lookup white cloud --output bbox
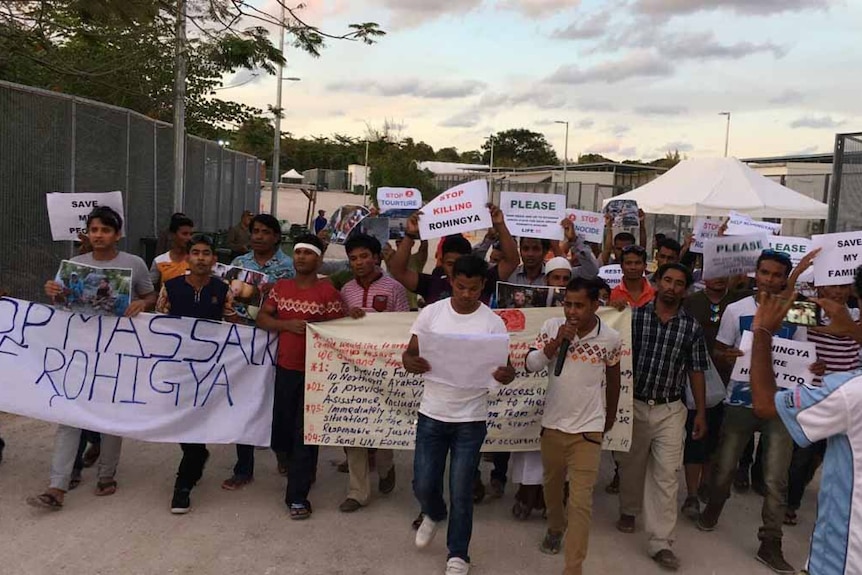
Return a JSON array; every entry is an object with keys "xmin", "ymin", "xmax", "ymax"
[
  {"xmin": 327, "ymin": 79, "xmax": 486, "ymax": 99},
  {"xmin": 661, "ymin": 141, "xmax": 694, "ymax": 152},
  {"xmin": 498, "ymin": 0, "xmax": 581, "ymax": 18},
  {"xmin": 372, "ymin": 0, "xmax": 483, "ymax": 27},
  {"xmin": 575, "ymin": 118, "xmax": 595, "ymax": 129},
  {"xmin": 584, "ymin": 141, "xmax": 623, "ymax": 154},
  {"xmin": 551, "ymin": 11, "xmax": 610, "ymax": 39},
  {"xmin": 440, "ymin": 108, "xmax": 482, "ymax": 128},
  {"xmin": 577, "ymin": 99, "xmax": 617, "ymax": 112},
  {"xmin": 634, "ymin": 104, "xmax": 688, "ymax": 116},
  {"xmin": 789, "ymin": 116, "xmax": 845, "ymax": 129},
  {"xmin": 610, "ymin": 124, "xmax": 630, "ymax": 136},
  {"xmin": 770, "ymin": 89, "xmax": 805, "ymax": 105},
  {"xmin": 547, "ymin": 52, "xmax": 673, "ymax": 84},
  {"xmin": 634, "ymin": 0, "xmax": 833, "ymax": 17},
  {"xmin": 656, "ymin": 32, "xmax": 787, "ymax": 60}
]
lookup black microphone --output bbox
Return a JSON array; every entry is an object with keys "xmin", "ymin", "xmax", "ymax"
[{"xmin": 554, "ymin": 339, "xmax": 571, "ymax": 377}]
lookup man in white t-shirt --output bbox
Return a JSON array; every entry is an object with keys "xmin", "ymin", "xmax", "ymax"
[
  {"xmin": 699, "ymin": 250, "xmax": 822, "ymax": 573},
  {"xmin": 748, "ymin": 272, "xmax": 862, "ymax": 575},
  {"xmin": 402, "ymin": 255, "xmax": 516, "ymax": 575},
  {"xmin": 526, "ymin": 277, "xmax": 621, "ymax": 575}
]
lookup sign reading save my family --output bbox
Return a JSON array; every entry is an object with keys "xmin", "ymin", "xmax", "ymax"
[
  {"xmin": 0, "ymin": 297, "xmax": 277, "ymax": 445},
  {"xmin": 565, "ymin": 209, "xmax": 605, "ymax": 243},
  {"xmin": 811, "ymin": 231, "xmax": 862, "ymax": 287},
  {"xmin": 377, "ymin": 187, "xmax": 422, "ymax": 211},
  {"xmin": 46, "ymin": 191, "xmax": 125, "ymax": 241},
  {"xmin": 500, "ymin": 192, "xmax": 566, "ymax": 241},
  {"xmin": 418, "ymin": 180, "xmax": 491, "ymax": 240},
  {"xmin": 702, "ymin": 233, "xmax": 769, "ymax": 280}
]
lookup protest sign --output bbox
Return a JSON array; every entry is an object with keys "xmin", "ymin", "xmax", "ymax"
[
  {"xmin": 731, "ymin": 331, "xmax": 817, "ymax": 389},
  {"xmin": 418, "ymin": 180, "xmax": 491, "ymax": 240},
  {"xmin": 769, "ymin": 235, "xmax": 814, "ymax": 283},
  {"xmin": 604, "ymin": 199, "xmax": 639, "ymax": 228},
  {"xmin": 565, "ymin": 209, "xmax": 605, "ymax": 244},
  {"xmin": 377, "ymin": 187, "xmax": 422, "ymax": 211},
  {"xmin": 500, "ymin": 192, "xmax": 566, "ymax": 240},
  {"xmin": 304, "ymin": 308, "xmax": 634, "ymax": 452},
  {"xmin": 598, "ymin": 264, "xmax": 624, "ymax": 289},
  {"xmin": 212, "ymin": 263, "xmax": 268, "ymax": 321},
  {"xmin": 356, "ymin": 217, "xmax": 391, "ymax": 247},
  {"xmin": 496, "ymin": 282, "xmax": 564, "ymax": 309},
  {"xmin": 326, "ymin": 205, "xmax": 370, "ymax": 244},
  {"xmin": 702, "ymin": 233, "xmax": 769, "ymax": 280},
  {"xmin": 46, "ymin": 191, "xmax": 125, "ymax": 241},
  {"xmin": 0, "ymin": 298, "xmax": 276, "ymax": 444},
  {"xmin": 691, "ymin": 218, "xmax": 723, "ymax": 254},
  {"xmin": 725, "ymin": 211, "xmax": 782, "ymax": 237},
  {"xmin": 811, "ymin": 231, "xmax": 862, "ymax": 287},
  {"xmin": 55, "ymin": 260, "xmax": 132, "ymax": 317}
]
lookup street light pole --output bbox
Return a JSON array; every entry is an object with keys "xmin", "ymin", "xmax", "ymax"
[
  {"xmin": 363, "ymin": 138, "xmax": 370, "ymax": 206},
  {"xmin": 719, "ymin": 112, "xmax": 731, "ymax": 157},
  {"xmin": 270, "ymin": 4, "xmax": 286, "ymax": 219},
  {"xmin": 555, "ymin": 120, "xmax": 569, "ymax": 194},
  {"xmin": 172, "ymin": 0, "xmax": 187, "ymax": 213}
]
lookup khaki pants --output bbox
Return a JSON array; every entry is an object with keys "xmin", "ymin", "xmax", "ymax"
[
  {"xmin": 346, "ymin": 447, "xmax": 394, "ymax": 505},
  {"xmin": 617, "ymin": 400, "xmax": 687, "ymax": 556},
  {"xmin": 541, "ymin": 428, "xmax": 603, "ymax": 575}
]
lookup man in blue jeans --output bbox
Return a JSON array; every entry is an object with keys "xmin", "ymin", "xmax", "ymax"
[{"xmin": 402, "ymin": 255, "xmax": 515, "ymax": 575}]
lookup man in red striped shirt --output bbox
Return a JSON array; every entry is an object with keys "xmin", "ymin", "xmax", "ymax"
[
  {"xmin": 338, "ymin": 233, "xmax": 410, "ymax": 513},
  {"xmin": 785, "ymin": 281, "xmax": 861, "ymax": 525}
]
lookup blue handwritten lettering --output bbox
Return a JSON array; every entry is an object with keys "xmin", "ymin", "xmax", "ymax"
[
  {"xmin": 201, "ymin": 364, "xmax": 233, "ymax": 407},
  {"xmin": 216, "ymin": 323, "xmax": 250, "ymax": 365},
  {"xmin": 188, "ymin": 319, "xmax": 221, "ymax": 363},
  {"xmin": 189, "ymin": 362, "xmax": 217, "ymax": 406},
  {"xmin": 20, "ymin": 301, "xmax": 55, "ymax": 347},
  {"xmin": 102, "ymin": 316, "xmax": 145, "ymax": 358},
  {"xmin": 147, "ymin": 315, "xmax": 183, "ymax": 359},
  {"xmin": 35, "ymin": 347, "xmax": 65, "ymax": 406},
  {"xmin": 149, "ymin": 359, "xmax": 184, "ymax": 406},
  {"xmin": 64, "ymin": 313, "xmax": 101, "ymax": 350},
  {"xmin": 118, "ymin": 355, "xmax": 147, "ymax": 405},
  {"xmin": 62, "ymin": 349, "xmax": 90, "ymax": 400},
  {"xmin": 89, "ymin": 352, "xmax": 121, "ymax": 402}
]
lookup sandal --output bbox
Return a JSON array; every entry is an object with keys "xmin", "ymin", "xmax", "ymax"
[
  {"xmin": 26, "ymin": 492, "xmax": 64, "ymax": 510},
  {"xmin": 69, "ymin": 470, "xmax": 82, "ymax": 491},
  {"xmin": 289, "ymin": 502, "xmax": 312, "ymax": 520},
  {"xmin": 221, "ymin": 475, "xmax": 254, "ymax": 491},
  {"xmin": 512, "ymin": 500, "xmax": 532, "ymax": 521},
  {"xmin": 95, "ymin": 480, "xmax": 117, "ymax": 496},
  {"xmin": 784, "ymin": 510, "xmax": 798, "ymax": 526}
]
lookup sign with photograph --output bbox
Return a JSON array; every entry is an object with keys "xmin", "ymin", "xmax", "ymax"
[{"xmin": 54, "ymin": 260, "xmax": 132, "ymax": 316}]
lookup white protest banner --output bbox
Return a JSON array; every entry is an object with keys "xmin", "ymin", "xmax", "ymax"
[
  {"xmin": 730, "ymin": 331, "xmax": 817, "ymax": 388},
  {"xmin": 565, "ymin": 209, "xmax": 605, "ymax": 243},
  {"xmin": 725, "ymin": 211, "xmax": 782, "ymax": 237},
  {"xmin": 420, "ymin": 332, "xmax": 510, "ymax": 390},
  {"xmin": 598, "ymin": 264, "xmax": 623, "ymax": 289},
  {"xmin": 46, "ymin": 191, "xmax": 125, "ymax": 241},
  {"xmin": 304, "ymin": 308, "xmax": 635, "ymax": 452},
  {"xmin": 0, "ymin": 298, "xmax": 276, "ymax": 445},
  {"xmin": 691, "ymin": 218, "xmax": 723, "ymax": 254},
  {"xmin": 377, "ymin": 187, "xmax": 422, "ymax": 211},
  {"xmin": 500, "ymin": 192, "xmax": 566, "ymax": 241},
  {"xmin": 418, "ymin": 180, "xmax": 491, "ymax": 240},
  {"xmin": 811, "ymin": 231, "xmax": 862, "ymax": 287},
  {"xmin": 702, "ymin": 233, "xmax": 769, "ymax": 280},
  {"xmin": 769, "ymin": 235, "xmax": 813, "ymax": 283}
]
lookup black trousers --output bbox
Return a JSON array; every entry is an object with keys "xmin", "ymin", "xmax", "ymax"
[
  {"xmin": 271, "ymin": 367, "xmax": 318, "ymax": 506},
  {"xmin": 175, "ymin": 444, "xmax": 210, "ymax": 490}
]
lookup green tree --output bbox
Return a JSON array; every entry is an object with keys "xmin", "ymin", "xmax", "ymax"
[
  {"xmin": 369, "ymin": 145, "xmax": 436, "ymax": 204},
  {"xmin": 577, "ymin": 153, "xmax": 614, "ymax": 164},
  {"xmin": 459, "ymin": 150, "xmax": 483, "ymax": 164},
  {"xmin": 482, "ymin": 128, "xmax": 559, "ymax": 168},
  {"xmin": 435, "ymin": 147, "xmax": 460, "ymax": 162}
]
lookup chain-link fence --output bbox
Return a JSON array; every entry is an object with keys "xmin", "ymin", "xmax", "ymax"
[
  {"xmin": 829, "ymin": 133, "xmax": 862, "ymax": 233},
  {"xmin": 0, "ymin": 80, "xmax": 262, "ymax": 301}
]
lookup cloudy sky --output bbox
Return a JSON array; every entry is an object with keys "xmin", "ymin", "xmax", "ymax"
[{"xmin": 225, "ymin": 0, "xmax": 861, "ymax": 162}]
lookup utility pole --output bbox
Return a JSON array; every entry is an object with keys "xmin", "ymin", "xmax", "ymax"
[
  {"xmin": 270, "ymin": 3, "xmax": 286, "ymax": 219},
  {"xmin": 172, "ymin": 0, "xmax": 187, "ymax": 213},
  {"xmin": 719, "ymin": 112, "xmax": 731, "ymax": 157},
  {"xmin": 363, "ymin": 138, "xmax": 370, "ymax": 206},
  {"xmin": 555, "ymin": 120, "xmax": 569, "ymax": 194}
]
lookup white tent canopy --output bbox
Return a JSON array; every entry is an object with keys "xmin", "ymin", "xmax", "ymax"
[
  {"xmin": 281, "ymin": 169, "xmax": 303, "ymax": 180},
  {"xmin": 602, "ymin": 157, "xmax": 828, "ymax": 219}
]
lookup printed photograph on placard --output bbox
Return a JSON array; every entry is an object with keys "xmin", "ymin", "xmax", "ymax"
[
  {"xmin": 355, "ymin": 216, "xmax": 391, "ymax": 247},
  {"xmin": 212, "ymin": 263, "xmax": 268, "ymax": 320},
  {"xmin": 496, "ymin": 281, "xmax": 565, "ymax": 309},
  {"xmin": 54, "ymin": 260, "xmax": 132, "ymax": 316},
  {"xmin": 326, "ymin": 205, "xmax": 370, "ymax": 244},
  {"xmin": 604, "ymin": 199, "xmax": 639, "ymax": 228}
]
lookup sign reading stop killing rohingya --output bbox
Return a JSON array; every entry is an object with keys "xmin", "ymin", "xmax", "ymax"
[
  {"xmin": 46, "ymin": 191, "xmax": 125, "ymax": 241},
  {"xmin": 501, "ymin": 192, "xmax": 566, "ymax": 241},
  {"xmin": 377, "ymin": 187, "xmax": 422, "ymax": 211},
  {"xmin": 418, "ymin": 180, "xmax": 491, "ymax": 240}
]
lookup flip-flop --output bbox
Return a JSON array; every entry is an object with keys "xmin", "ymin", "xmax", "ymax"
[
  {"xmin": 95, "ymin": 480, "xmax": 117, "ymax": 496},
  {"xmin": 289, "ymin": 502, "xmax": 312, "ymax": 520},
  {"xmin": 26, "ymin": 493, "xmax": 63, "ymax": 510}
]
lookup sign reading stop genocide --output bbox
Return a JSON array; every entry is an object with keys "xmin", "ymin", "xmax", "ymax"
[
  {"xmin": 565, "ymin": 209, "xmax": 605, "ymax": 243},
  {"xmin": 377, "ymin": 187, "xmax": 423, "ymax": 211}
]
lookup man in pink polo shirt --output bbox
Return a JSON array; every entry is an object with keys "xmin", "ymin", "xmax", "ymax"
[{"xmin": 338, "ymin": 233, "xmax": 410, "ymax": 513}]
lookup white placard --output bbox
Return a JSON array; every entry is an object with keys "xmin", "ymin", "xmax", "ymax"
[
  {"xmin": 46, "ymin": 191, "xmax": 125, "ymax": 241},
  {"xmin": 0, "ymin": 298, "xmax": 276, "ymax": 445},
  {"xmin": 377, "ymin": 187, "xmax": 422, "ymax": 211},
  {"xmin": 769, "ymin": 235, "xmax": 814, "ymax": 283},
  {"xmin": 725, "ymin": 211, "xmax": 782, "ymax": 237},
  {"xmin": 691, "ymin": 218, "xmax": 723, "ymax": 254},
  {"xmin": 598, "ymin": 264, "xmax": 624, "ymax": 289},
  {"xmin": 731, "ymin": 331, "xmax": 817, "ymax": 389},
  {"xmin": 811, "ymin": 231, "xmax": 862, "ymax": 287},
  {"xmin": 418, "ymin": 180, "xmax": 491, "ymax": 240},
  {"xmin": 419, "ymin": 332, "xmax": 510, "ymax": 390},
  {"xmin": 565, "ymin": 209, "xmax": 605, "ymax": 243},
  {"xmin": 702, "ymin": 233, "xmax": 769, "ymax": 280},
  {"xmin": 500, "ymin": 192, "xmax": 566, "ymax": 240}
]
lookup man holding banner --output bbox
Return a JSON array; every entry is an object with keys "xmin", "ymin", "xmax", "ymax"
[
  {"xmin": 403, "ymin": 255, "xmax": 515, "ymax": 575},
  {"xmin": 256, "ymin": 234, "xmax": 344, "ymax": 520},
  {"xmin": 155, "ymin": 234, "xmax": 240, "ymax": 514},
  {"xmin": 28, "ymin": 206, "xmax": 155, "ymax": 510}
]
